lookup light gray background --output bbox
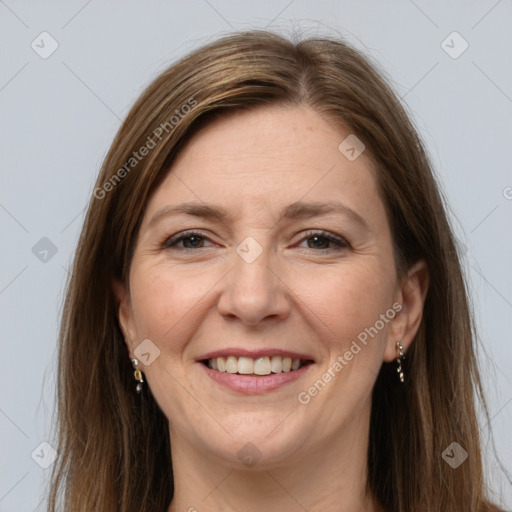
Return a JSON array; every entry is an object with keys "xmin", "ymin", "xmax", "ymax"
[{"xmin": 1, "ymin": 1, "xmax": 511, "ymax": 511}]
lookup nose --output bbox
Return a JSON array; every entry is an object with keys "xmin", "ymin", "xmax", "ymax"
[{"xmin": 217, "ymin": 242, "xmax": 291, "ymax": 326}]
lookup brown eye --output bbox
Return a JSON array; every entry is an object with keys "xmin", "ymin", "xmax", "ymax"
[
  {"xmin": 299, "ymin": 231, "xmax": 349, "ymax": 251},
  {"xmin": 163, "ymin": 231, "xmax": 213, "ymax": 250}
]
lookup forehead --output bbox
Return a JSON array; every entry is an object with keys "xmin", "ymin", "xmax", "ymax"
[{"xmin": 142, "ymin": 105, "xmax": 386, "ymax": 227}]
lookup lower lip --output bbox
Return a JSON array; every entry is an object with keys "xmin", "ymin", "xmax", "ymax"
[{"xmin": 198, "ymin": 362, "xmax": 313, "ymax": 395}]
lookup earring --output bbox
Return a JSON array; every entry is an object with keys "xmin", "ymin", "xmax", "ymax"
[
  {"xmin": 131, "ymin": 358, "xmax": 144, "ymax": 393},
  {"xmin": 396, "ymin": 342, "xmax": 405, "ymax": 383}
]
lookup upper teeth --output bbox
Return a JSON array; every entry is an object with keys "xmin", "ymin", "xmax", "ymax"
[{"xmin": 208, "ymin": 356, "xmax": 303, "ymax": 375}]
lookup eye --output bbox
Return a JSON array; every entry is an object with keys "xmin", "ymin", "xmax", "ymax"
[
  {"xmin": 297, "ymin": 230, "xmax": 349, "ymax": 252},
  {"xmin": 162, "ymin": 230, "xmax": 213, "ymax": 250},
  {"xmin": 162, "ymin": 229, "xmax": 349, "ymax": 252}
]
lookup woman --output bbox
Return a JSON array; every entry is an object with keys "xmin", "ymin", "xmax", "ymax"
[{"xmin": 48, "ymin": 30, "xmax": 505, "ymax": 512}]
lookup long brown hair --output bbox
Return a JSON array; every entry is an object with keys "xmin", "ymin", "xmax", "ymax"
[{"xmin": 48, "ymin": 29, "xmax": 504, "ymax": 512}]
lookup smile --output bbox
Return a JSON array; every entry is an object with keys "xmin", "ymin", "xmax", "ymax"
[
  {"xmin": 203, "ymin": 355, "xmax": 311, "ymax": 375},
  {"xmin": 197, "ymin": 350, "xmax": 315, "ymax": 394}
]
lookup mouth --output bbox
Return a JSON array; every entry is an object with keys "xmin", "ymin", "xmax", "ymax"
[
  {"xmin": 196, "ymin": 349, "xmax": 315, "ymax": 395},
  {"xmin": 201, "ymin": 355, "xmax": 313, "ymax": 375}
]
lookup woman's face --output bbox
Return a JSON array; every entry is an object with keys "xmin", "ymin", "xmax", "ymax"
[{"xmin": 116, "ymin": 104, "xmax": 425, "ymax": 469}]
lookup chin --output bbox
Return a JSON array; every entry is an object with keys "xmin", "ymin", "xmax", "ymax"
[{"xmin": 193, "ymin": 410, "xmax": 313, "ymax": 469}]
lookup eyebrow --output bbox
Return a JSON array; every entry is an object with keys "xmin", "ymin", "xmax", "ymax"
[{"xmin": 147, "ymin": 200, "xmax": 369, "ymax": 230}]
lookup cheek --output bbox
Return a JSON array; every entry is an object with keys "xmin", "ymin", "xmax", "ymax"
[
  {"xmin": 299, "ymin": 260, "xmax": 395, "ymax": 355},
  {"xmin": 129, "ymin": 266, "xmax": 184, "ymax": 344},
  {"xmin": 294, "ymin": 263, "xmax": 396, "ymax": 421},
  {"xmin": 129, "ymin": 262, "xmax": 220, "ymax": 349}
]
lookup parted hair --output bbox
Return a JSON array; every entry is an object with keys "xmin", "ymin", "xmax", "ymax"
[{"xmin": 48, "ymin": 29, "xmax": 503, "ymax": 512}]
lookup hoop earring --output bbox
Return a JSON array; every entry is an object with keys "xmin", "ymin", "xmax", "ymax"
[
  {"xmin": 396, "ymin": 342, "xmax": 405, "ymax": 383},
  {"xmin": 131, "ymin": 358, "xmax": 144, "ymax": 393}
]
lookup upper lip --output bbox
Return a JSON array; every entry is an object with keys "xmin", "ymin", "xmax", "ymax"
[{"xmin": 197, "ymin": 348, "xmax": 315, "ymax": 362}]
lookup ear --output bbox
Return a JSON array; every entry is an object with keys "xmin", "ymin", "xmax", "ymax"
[
  {"xmin": 383, "ymin": 259, "xmax": 430, "ymax": 362},
  {"xmin": 112, "ymin": 278, "xmax": 137, "ymax": 356}
]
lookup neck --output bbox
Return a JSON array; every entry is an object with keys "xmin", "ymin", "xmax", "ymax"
[{"xmin": 167, "ymin": 405, "xmax": 382, "ymax": 512}]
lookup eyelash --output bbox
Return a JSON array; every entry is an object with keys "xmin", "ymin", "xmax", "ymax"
[{"xmin": 162, "ymin": 230, "xmax": 349, "ymax": 252}]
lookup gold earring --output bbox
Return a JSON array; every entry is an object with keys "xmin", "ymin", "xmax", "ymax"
[
  {"xmin": 396, "ymin": 342, "xmax": 405, "ymax": 383},
  {"xmin": 131, "ymin": 358, "xmax": 144, "ymax": 393}
]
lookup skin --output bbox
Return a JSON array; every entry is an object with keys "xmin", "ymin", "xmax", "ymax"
[{"xmin": 114, "ymin": 104, "xmax": 429, "ymax": 512}]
